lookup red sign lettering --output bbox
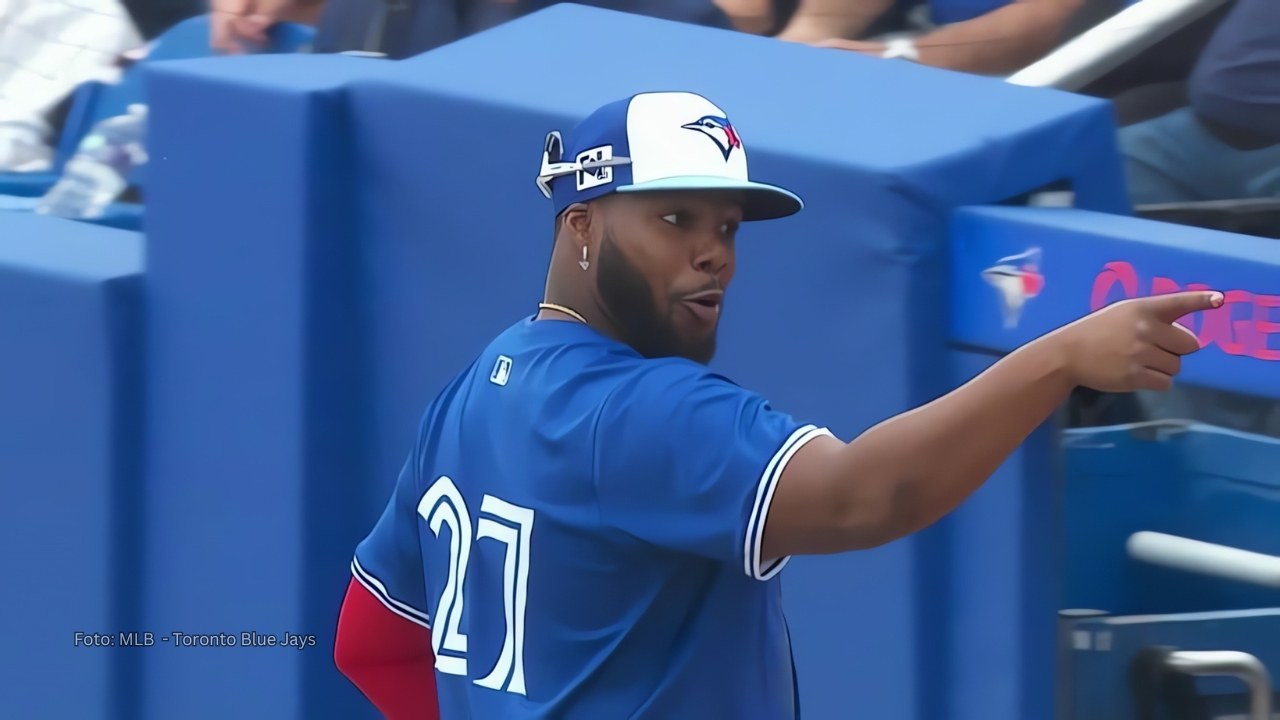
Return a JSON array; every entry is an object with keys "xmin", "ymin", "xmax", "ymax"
[{"xmin": 1090, "ymin": 261, "xmax": 1280, "ymax": 362}]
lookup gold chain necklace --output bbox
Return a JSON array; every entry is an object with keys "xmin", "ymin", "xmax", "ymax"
[{"xmin": 537, "ymin": 302, "xmax": 588, "ymax": 324}]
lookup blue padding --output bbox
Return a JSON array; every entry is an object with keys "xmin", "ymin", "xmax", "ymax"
[
  {"xmin": 1063, "ymin": 422, "xmax": 1280, "ymax": 616},
  {"xmin": 950, "ymin": 206, "xmax": 1280, "ymax": 399},
  {"xmin": 0, "ymin": 212, "xmax": 143, "ymax": 719},
  {"xmin": 141, "ymin": 54, "xmax": 386, "ymax": 720},
  {"xmin": 0, "ymin": 171, "xmax": 60, "ymax": 198},
  {"xmin": 0, "ymin": 201, "xmax": 142, "ymax": 231},
  {"xmin": 942, "ymin": 348, "xmax": 1060, "ymax": 720}
]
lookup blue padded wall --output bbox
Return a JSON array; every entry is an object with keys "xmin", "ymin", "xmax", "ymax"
[
  {"xmin": 0, "ymin": 213, "xmax": 144, "ymax": 719},
  {"xmin": 943, "ymin": 348, "xmax": 1063, "ymax": 720},
  {"xmin": 949, "ymin": 207, "xmax": 1280, "ymax": 399},
  {"xmin": 140, "ymin": 56, "xmax": 389, "ymax": 719}
]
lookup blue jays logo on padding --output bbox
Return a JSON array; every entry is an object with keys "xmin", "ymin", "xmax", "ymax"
[{"xmin": 681, "ymin": 115, "xmax": 742, "ymax": 161}]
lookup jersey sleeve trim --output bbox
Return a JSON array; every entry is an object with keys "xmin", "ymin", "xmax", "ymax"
[
  {"xmin": 743, "ymin": 424, "xmax": 834, "ymax": 581},
  {"xmin": 351, "ymin": 556, "xmax": 432, "ymax": 630}
]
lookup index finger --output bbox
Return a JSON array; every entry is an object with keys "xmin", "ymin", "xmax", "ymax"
[{"xmin": 1140, "ymin": 290, "xmax": 1225, "ymax": 323}]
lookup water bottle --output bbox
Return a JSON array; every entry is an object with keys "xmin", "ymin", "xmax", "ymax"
[{"xmin": 36, "ymin": 104, "xmax": 149, "ymax": 220}]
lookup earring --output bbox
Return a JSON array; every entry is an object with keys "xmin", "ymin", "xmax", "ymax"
[{"xmin": 579, "ymin": 246, "xmax": 590, "ymax": 271}]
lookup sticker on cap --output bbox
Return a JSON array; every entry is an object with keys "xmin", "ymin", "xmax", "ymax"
[{"xmin": 576, "ymin": 145, "xmax": 614, "ymax": 191}]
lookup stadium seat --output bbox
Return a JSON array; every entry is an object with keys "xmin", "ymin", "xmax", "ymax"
[{"xmin": 0, "ymin": 15, "xmax": 314, "ymax": 222}]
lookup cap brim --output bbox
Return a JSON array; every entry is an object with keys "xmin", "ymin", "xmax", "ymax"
[{"xmin": 615, "ymin": 175, "xmax": 803, "ymax": 221}]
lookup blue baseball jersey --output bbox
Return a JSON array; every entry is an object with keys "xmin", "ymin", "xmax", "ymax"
[{"xmin": 351, "ymin": 316, "xmax": 831, "ymax": 718}]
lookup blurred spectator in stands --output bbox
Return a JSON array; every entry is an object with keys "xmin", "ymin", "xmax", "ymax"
[
  {"xmin": 779, "ymin": 0, "xmax": 1085, "ymax": 75},
  {"xmin": 1118, "ymin": 0, "xmax": 1280, "ymax": 205},
  {"xmin": 211, "ymin": 0, "xmax": 323, "ymax": 54},
  {"xmin": 212, "ymin": 0, "xmax": 743, "ymax": 58},
  {"xmin": 1076, "ymin": 2, "xmax": 1231, "ymax": 128},
  {"xmin": 0, "ymin": 0, "xmax": 206, "ymax": 174},
  {"xmin": 0, "ymin": 0, "xmax": 141, "ymax": 172}
]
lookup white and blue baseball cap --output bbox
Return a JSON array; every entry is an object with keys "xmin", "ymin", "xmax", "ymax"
[{"xmin": 535, "ymin": 91, "xmax": 803, "ymax": 221}]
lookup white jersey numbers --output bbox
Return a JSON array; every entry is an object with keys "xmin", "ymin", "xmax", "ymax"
[{"xmin": 418, "ymin": 475, "xmax": 535, "ymax": 696}]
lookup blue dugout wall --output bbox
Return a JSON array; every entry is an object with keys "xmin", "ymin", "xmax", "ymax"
[
  {"xmin": 0, "ymin": 214, "xmax": 145, "ymax": 716},
  {"xmin": 0, "ymin": 5, "xmax": 1275, "ymax": 719}
]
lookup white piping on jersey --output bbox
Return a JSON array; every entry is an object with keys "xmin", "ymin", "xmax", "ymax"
[
  {"xmin": 744, "ymin": 424, "xmax": 834, "ymax": 581},
  {"xmin": 352, "ymin": 556, "xmax": 433, "ymax": 629}
]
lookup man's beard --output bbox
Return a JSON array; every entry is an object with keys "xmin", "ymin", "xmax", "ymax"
[{"xmin": 595, "ymin": 229, "xmax": 717, "ymax": 364}]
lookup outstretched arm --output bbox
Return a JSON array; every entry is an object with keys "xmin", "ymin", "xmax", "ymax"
[
  {"xmin": 909, "ymin": 0, "xmax": 1082, "ymax": 74},
  {"xmin": 815, "ymin": 0, "xmax": 1083, "ymax": 75},
  {"xmin": 762, "ymin": 291, "xmax": 1221, "ymax": 559}
]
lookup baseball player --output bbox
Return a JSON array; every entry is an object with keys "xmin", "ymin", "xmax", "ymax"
[{"xmin": 333, "ymin": 90, "xmax": 1222, "ymax": 719}]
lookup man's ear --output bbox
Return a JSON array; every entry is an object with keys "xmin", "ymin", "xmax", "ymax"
[{"xmin": 562, "ymin": 204, "xmax": 592, "ymax": 242}]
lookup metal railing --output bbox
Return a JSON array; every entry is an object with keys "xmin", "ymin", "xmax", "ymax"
[
  {"xmin": 1163, "ymin": 650, "xmax": 1274, "ymax": 720},
  {"xmin": 1006, "ymin": 0, "xmax": 1232, "ymax": 91},
  {"xmin": 1128, "ymin": 531, "xmax": 1280, "ymax": 589},
  {"xmin": 1124, "ymin": 531, "xmax": 1279, "ymax": 720}
]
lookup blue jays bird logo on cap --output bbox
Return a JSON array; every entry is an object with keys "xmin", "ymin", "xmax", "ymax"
[{"xmin": 681, "ymin": 115, "xmax": 742, "ymax": 161}]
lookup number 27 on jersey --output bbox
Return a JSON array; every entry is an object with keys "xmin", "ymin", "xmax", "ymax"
[{"xmin": 419, "ymin": 475, "xmax": 535, "ymax": 696}]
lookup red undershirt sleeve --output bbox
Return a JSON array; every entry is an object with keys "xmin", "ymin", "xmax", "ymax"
[{"xmin": 334, "ymin": 577, "xmax": 440, "ymax": 720}]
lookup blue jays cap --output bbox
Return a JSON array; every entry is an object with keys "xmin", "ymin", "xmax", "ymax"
[{"xmin": 535, "ymin": 91, "xmax": 803, "ymax": 221}]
